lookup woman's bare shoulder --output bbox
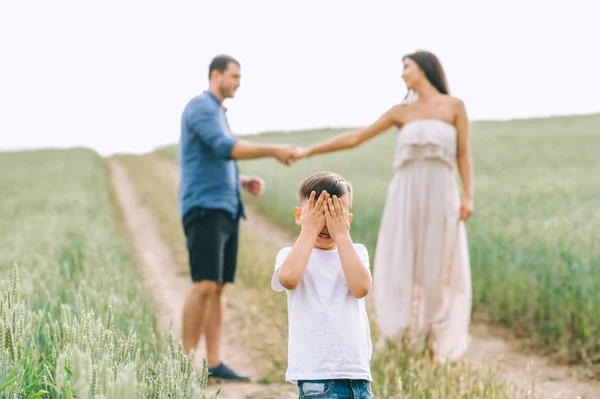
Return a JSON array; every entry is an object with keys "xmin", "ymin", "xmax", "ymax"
[
  {"xmin": 389, "ymin": 102, "xmax": 411, "ymax": 112},
  {"xmin": 387, "ymin": 103, "xmax": 410, "ymax": 124},
  {"xmin": 445, "ymin": 94, "xmax": 466, "ymax": 110}
]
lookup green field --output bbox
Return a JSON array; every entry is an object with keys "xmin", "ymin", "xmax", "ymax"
[
  {"xmin": 159, "ymin": 113, "xmax": 600, "ymax": 374},
  {"xmin": 3, "ymin": 112, "xmax": 596, "ymax": 398},
  {"xmin": 121, "ymin": 153, "xmax": 528, "ymax": 398},
  {"xmin": 0, "ymin": 149, "xmax": 210, "ymax": 398}
]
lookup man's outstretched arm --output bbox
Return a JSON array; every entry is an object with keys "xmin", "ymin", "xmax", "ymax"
[
  {"xmin": 189, "ymin": 107, "xmax": 298, "ymax": 165},
  {"xmin": 231, "ymin": 140, "xmax": 298, "ymax": 165}
]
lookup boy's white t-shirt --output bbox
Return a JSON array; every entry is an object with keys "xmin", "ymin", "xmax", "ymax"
[{"xmin": 271, "ymin": 243, "xmax": 373, "ymax": 384}]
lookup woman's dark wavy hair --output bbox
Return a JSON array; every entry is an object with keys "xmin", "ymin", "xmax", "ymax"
[{"xmin": 403, "ymin": 50, "xmax": 450, "ymax": 96}]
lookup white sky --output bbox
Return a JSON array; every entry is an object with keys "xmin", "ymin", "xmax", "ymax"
[{"xmin": 1, "ymin": 0, "xmax": 599, "ymax": 156}]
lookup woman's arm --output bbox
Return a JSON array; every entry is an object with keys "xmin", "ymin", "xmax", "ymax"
[
  {"xmin": 302, "ymin": 105, "xmax": 402, "ymax": 157},
  {"xmin": 453, "ymin": 98, "xmax": 475, "ymax": 220}
]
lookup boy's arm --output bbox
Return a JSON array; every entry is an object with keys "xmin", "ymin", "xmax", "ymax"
[
  {"xmin": 276, "ymin": 229, "xmax": 318, "ymax": 290},
  {"xmin": 323, "ymin": 196, "xmax": 371, "ymax": 299},
  {"xmin": 336, "ymin": 238, "xmax": 372, "ymax": 299}
]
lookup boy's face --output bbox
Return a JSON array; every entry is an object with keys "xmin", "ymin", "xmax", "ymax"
[{"xmin": 294, "ymin": 193, "xmax": 353, "ymax": 250}]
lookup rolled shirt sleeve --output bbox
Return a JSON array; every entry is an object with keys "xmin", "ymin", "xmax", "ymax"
[{"xmin": 187, "ymin": 107, "xmax": 238, "ymax": 159}]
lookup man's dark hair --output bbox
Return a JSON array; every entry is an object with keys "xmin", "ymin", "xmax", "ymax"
[
  {"xmin": 208, "ymin": 54, "xmax": 240, "ymax": 79},
  {"xmin": 298, "ymin": 171, "xmax": 353, "ymax": 208}
]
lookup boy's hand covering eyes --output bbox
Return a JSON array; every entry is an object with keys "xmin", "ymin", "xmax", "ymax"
[
  {"xmin": 299, "ymin": 190, "xmax": 329, "ymax": 236},
  {"xmin": 324, "ymin": 195, "xmax": 350, "ymax": 241}
]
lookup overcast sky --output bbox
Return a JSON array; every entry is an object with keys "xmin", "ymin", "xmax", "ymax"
[{"xmin": 1, "ymin": 0, "xmax": 598, "ymax": 156}]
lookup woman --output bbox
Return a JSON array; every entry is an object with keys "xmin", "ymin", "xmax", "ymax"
[{"xmin": 296, "ymin": 50, "xmax": 474, "ymax": 363}]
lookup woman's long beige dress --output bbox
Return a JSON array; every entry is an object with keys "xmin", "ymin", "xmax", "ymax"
[{"xmin": 372, "ymin": 119, "xmax": 472, "ymax": 362}]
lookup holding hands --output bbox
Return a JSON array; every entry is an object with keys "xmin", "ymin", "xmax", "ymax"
[
  {"xmin": 244, "ymin": 145, "xmax": 310, "ymax": 198},
  {"xmin": 272, "ymin": 145, "xmax": 311, "ymax": 166},
  {"xmin": 273, "ymin": 145, "xmax": 300, "ymax": 166}
]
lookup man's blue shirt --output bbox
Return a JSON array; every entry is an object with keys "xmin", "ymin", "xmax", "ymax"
[{"xmin": 178, "ymin": 91, "xmax": 245, "ymax": 220}]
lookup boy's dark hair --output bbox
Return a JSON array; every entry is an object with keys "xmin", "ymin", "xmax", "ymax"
[
  {"xmin": 209, "ymin": 54, "xmax": 240, "ymax": 79},
  {"xmin": 298, "ymin": 171, "xmax": 353, "ymax": 208}
]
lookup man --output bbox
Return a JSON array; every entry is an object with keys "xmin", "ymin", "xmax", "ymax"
[{"xmin": 178, "ymin": 54, "xmax": 299, "ymax": 381}]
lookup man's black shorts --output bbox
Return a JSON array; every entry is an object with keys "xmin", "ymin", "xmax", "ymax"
[{"xmin": 182, "ymin": 207, "xmax": 239, "ymax": 284}]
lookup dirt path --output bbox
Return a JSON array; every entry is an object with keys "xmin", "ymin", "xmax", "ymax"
[{"xmin": 108, "ymin": 158, "xmax": 297, "ymax": 399}]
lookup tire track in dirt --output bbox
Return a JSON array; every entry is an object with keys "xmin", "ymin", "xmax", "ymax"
[
  {"xmin": 155, "ymin": 156, "xmax": 599, "ymax": 399},
  {"xmin": 107, "ymin": 158, "xmax": 297, "ymax": 399}
]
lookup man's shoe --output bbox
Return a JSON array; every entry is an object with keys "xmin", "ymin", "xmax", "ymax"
[{"xmin": 208, "ymin": 363, "xmax": 250, "ymax": 382}]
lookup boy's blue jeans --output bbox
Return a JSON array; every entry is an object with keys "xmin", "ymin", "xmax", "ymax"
[{"xmin": 297, "ymin": 379, "xmax": 372, "ymax": 398}]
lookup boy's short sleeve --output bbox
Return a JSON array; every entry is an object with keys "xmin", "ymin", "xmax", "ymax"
[
  {"xmin": 354, "ymin": 243, "xmax": 371, "ymax": 274},
  {"xmin": 271, "ymin": 247, "xmax": 292, "ymax": 292}
]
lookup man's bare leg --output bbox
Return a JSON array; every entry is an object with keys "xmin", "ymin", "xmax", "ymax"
[
  {"xmin": 182, "ymin": 281, "xmax": 218, "ymax": 357},
  {"xmin": 204, "ymin": 284, "xmax": 224, "ymax": 368},
  {"xmin": 201, "ymin": 282, "xmax": 250, "ymax": 382}
]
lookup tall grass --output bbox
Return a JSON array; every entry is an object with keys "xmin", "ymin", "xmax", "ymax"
[
  {"xmin": 0, "ymin": 149, "xmax": 214, "ymax": 398},
  {"xmin": 125, "ymin": 152, "xmax": 536, "ymax": 397},
  {"xmin": 158, "ymin": 113, "xmax": 600, "ymax": 375}
]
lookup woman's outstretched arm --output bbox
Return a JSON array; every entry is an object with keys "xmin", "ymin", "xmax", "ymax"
[{"xmin": 301, "ymin": 105, "xmax": 402, "ymax": 158}]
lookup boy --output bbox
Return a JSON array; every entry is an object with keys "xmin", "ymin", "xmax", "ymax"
[{"xmin": 271, "ymin": 171, "xmax": 373, "ymax": 398}]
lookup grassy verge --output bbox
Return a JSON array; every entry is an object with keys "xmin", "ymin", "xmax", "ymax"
[
  {"xmin": 159, "ymin": 113, "xmax": 600, "ymax": 375},
  {"xmin": 123, "ymin": 152, "xmax": 533, "ymax": 398},
  {"xmin": 0, "ymin": 149, "xmax": 212, "ymax": 398}
]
